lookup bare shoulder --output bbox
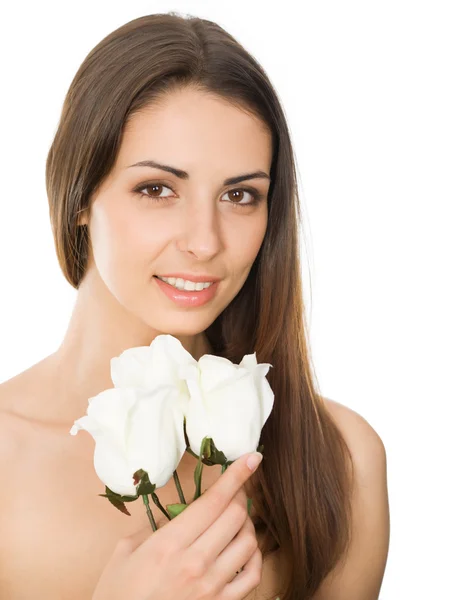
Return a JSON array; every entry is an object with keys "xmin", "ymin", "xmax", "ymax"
[
  {"xmin": 0, "ymin": 369, "xmax": 33, "ymax": 449},
  {"xmin": 0, "ymin": 375, "xmax": 29, "ymax": 497},
  {"xmin": 313, "ymin": 397, "xmax": 390, "ymax": 600},
  {"xmin": 0, "ymin": 370, "xmax": 25, "ymax": 428},
  {"xmin": 0, "ymin": 358, "xmax": 52, "ymax": 459},
  {"xmin": 323, "ymin": 396, "xmax": 387, "ymax": 462},
  {"xmin": 0, "ymin": 355, "xmax": 54, "ymax": 419}
]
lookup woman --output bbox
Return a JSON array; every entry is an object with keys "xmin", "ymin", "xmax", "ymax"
[{"xmin": 0, "ymin": 12, "xmax": 390, "ymax": 600}]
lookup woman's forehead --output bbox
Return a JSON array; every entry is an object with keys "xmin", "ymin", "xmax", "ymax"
[{"xmin": 116, "ymin": 90, "xmax": 272, "ymax": 178}]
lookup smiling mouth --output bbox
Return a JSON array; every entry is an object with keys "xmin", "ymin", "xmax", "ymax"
[
  {"xmin": 153, "ymin": 274, "xmax": 219, "ymax": 307},
  {"xmin": 153, "ymin": 275, "xmax": 216, "ymax": 292}
]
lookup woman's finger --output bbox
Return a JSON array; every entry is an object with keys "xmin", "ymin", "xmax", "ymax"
[{"xmin": 219, "ymin": 543, "xmax": 263, "ymax": 600}]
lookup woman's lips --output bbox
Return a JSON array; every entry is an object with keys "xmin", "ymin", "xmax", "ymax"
[{"xmin": 153, "ymin": 276, "xmax": 219, "ymax": 307}]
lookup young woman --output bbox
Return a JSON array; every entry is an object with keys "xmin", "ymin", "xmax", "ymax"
[{"xmin": 0, "ymin": 12, "xmax": 390, "ymax": 600}]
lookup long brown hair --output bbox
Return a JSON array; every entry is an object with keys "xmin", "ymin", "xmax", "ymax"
[{"xmin": 46, "ymin": 13, "xmax": 355, "ymax": 599}]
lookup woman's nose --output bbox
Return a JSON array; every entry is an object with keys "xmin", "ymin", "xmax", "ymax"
[{"xmin": 177, "ymin": 202, "xmax": 223, "ymax": 260}]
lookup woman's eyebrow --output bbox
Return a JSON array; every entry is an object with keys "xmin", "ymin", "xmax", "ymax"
[{"xmin": 126, "ymin": 160, "xmax": 271, "ymax": 186}]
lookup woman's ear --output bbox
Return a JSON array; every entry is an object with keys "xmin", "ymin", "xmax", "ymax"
[{"xmin": 77, "ymin": 209, "xmax": 89, "ymax": 226}]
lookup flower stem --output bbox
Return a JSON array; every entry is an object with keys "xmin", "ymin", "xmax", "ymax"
[
  {"xmin": 151, "ymin": 492, "xmax": 171, "ymax": 521},
  {"xmin": 142, "ymin": 494, "xmax": 158, "ymax": 532},
  {"xmin": 186, "ymin": 446, "xmax": 200, "ymax": 460},
  {"xmin": 193, "ymin": 459, "xmax": 204, "ymax": 501},
  {"xmin": 173, "ymin": 469, "xmax": 186, "ymax": 504},
  {"xmin": 193, "ymin": 437, "xmax": 209, "ymax": 501}
]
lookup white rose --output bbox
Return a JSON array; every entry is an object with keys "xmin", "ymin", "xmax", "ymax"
[
  {"xmin": 69, "ymin": 385, "xmax": 186, "ymax": 496},
  {"xmin": 180, "ymin": 353, "xmax": 274, "ymax": 462},
  {"xmin": 110, "ymin": 334, "xmax": 196, "ymax": 412}
]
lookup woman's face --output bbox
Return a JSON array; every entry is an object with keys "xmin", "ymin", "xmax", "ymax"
[{"xmin": 79, "ymin": 86, "xmax": 272, "ymax": 336}]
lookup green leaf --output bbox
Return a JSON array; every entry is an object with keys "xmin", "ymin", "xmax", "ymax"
[
  {"xmin": 247, "ymin": 497, "xmax": 253, "ymax": 516},
  {"xmin": 166, "ymin": 503, "xmax": 188, "ymax": 518},
  {"xmin": 98, "ymin": 493, "xmax": 132, "ymax": 516}
]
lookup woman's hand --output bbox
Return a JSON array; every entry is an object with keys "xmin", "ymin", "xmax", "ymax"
[{"xmin": 92, "ymin": 452, "xmax": 263, "ymax": 600}]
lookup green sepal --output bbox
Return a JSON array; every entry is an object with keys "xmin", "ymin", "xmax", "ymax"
[
  {"xmin": 98, "ymin": 485, "xmax": 139, "ymax": 516},
  {"xmin": 197, "ymin": 436, "xmax": 228, "ymax": 466},
  {"xmin": 99, "ymin": 485, "xmax": 139, "ymax": 503},
  {"xmin": 98, "ymin": 468, "xmax": 158, "ymax": 516},
  {"xmin": 133, "ymin": 469, "xmax": 157, "ymax": 496},
  {"xmin": 166, "ymin": 503, "xmax": 189, "ymax": 518},
  {"xmin": 99, "ymin": 494, "xmax": 132, "ymax": 516}
]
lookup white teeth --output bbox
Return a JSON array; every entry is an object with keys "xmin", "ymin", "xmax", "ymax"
[
  {"xmin": 158, "ymin": 276, "xmax": 213, "ymax": 291},
  {"xmin": 173, "ymin": 278, "xmax": 185, "ymax": 290}
]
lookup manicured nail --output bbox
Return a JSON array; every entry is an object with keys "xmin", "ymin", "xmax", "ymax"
[{"xmin": 247, "ymin": 452, "xmax": 263, "ymax": 471}]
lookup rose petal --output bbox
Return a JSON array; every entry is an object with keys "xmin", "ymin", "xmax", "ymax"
[
  {"xmin": 197, "ymin": 355, "xmax": 247, "ymax": 393},
  {"xmin": 126, "ymin": 386, "xmax": 187, "ymax": 489},
  {"xmin": 110, "ymin": 346, "xmax": 152, "ymax": 388},
  {"xmin": 70, "ymin": 411, "xmax": 139, "ymax": 496},
  {"xmin": 93, "ymin": 435, "xmax": 139, "ymax": 496},
  {"xmin": 86, "ymin": 388, "xmax": 139, "ymax": 450}
]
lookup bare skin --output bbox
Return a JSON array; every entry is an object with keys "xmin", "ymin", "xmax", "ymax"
[
  {"xmin": 0, "ymin": 367, "xmax": 388, "ymax": 600},
  {"xmin": 0, "ymin": 356, "xmax": 266, "ymax": 599},
  {"xmin": 0, "ymin": 87, "xmax": 276, "ymax": 598}
]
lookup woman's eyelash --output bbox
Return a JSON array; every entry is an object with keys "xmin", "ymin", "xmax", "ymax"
[{"xmin": 132, "ymin": 181, "xmax": 263, "ymax": 207}]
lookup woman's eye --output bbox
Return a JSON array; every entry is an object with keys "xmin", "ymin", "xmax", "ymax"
[
  {"xmin": 135, "ymin": 183, "xmax": 175, "ymax": 202},
  {"xmin": 134, "ymin": 182, "xmax": 262, "ymax": 207},
  {"xmin": 222, "ymin": 188, "xmax": 260, "ymax": 206}
]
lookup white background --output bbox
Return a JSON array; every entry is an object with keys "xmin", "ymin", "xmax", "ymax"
[{"xmin": 0, "ymin": 1, "xmax": 460, "ymax": 598}]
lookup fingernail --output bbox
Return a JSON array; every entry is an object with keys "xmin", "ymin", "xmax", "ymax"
[{"xmin": 246, "ymin": 452, "xmax": 263, "ymax": 471}]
